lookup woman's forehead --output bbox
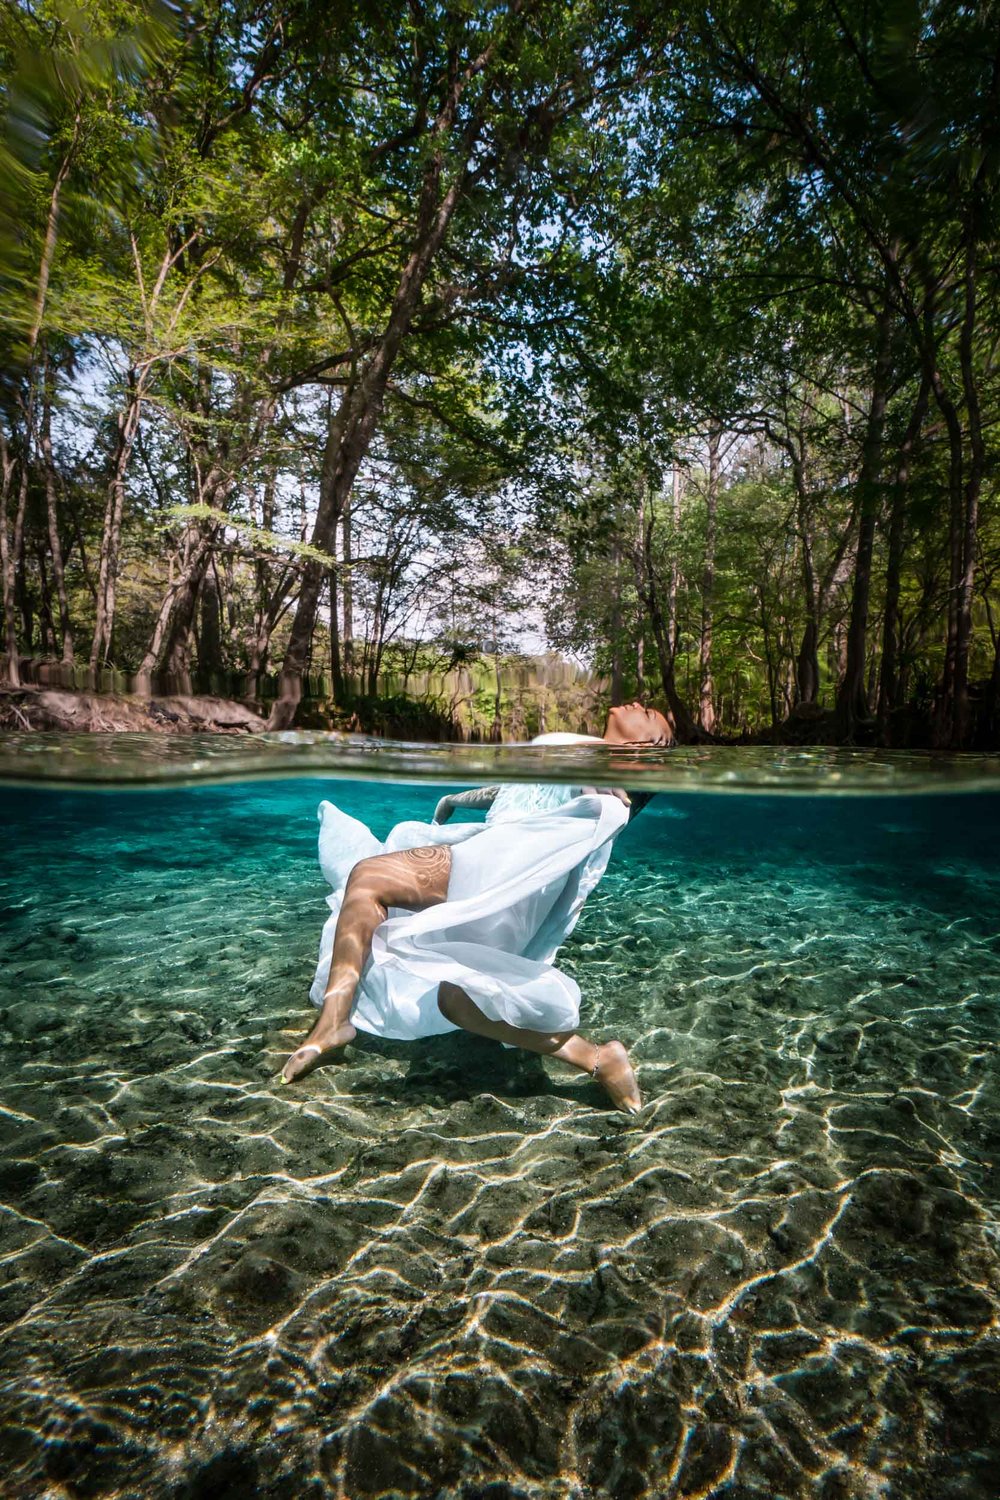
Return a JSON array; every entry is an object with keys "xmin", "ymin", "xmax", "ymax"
[{"xmin": 617, "ymin": 704, "xmax": 656, "ymax": 726}]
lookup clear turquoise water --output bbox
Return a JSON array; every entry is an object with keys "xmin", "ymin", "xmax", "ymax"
[{"xmin": 1, "ymin": 766, "xmax": 999, "ymax": 1498}]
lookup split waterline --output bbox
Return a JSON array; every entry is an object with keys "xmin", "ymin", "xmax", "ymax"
[
  {"xmin": 3, "ymin": 731, "xmax": 1000, "ymax": 793},
  {"xmin": 1, "ymin": 737, "xmax": 998, "ymax": 1497}
]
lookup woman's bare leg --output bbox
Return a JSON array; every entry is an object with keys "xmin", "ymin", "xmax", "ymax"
[
  {"xmin": 281, "ymin": 846, "xmax": 452, "ymax": 1082},
  {"xmin": 437, "ymin": 981, "xmax": 641, "ymax": 1114}
]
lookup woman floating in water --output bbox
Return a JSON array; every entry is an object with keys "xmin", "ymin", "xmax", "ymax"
[{"xmin": 280, "ymin": 703, "xmax": 672, "ymax": 1113}]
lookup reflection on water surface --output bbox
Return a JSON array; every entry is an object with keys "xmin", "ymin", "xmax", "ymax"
[
  {"xmin": 0, "ymin": 771, "xmax": 998, "ymax": 1498},
  {"xmin": 2, "ymin": 729, "xmax": 1000, "ymax": 793}
]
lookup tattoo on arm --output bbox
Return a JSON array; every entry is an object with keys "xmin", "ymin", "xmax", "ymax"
[{"xmin": 434, "ymin": 786, "xmax": 501, "ymax": 822}]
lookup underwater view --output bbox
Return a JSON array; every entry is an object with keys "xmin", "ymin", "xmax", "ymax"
[{"xmin": 1, "ymin": 739, "xmax": 999, "ymax": 1499}]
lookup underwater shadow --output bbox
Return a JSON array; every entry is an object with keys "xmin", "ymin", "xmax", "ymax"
[{"xmin": 348, "ymin": 1029, "xmax": 612, "ymax": 1112}]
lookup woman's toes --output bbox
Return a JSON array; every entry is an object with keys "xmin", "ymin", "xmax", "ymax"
[
  {"xmin": 279, "ymin": 1023, "xmax": 357, "ymax": 1084},
  {"xmin": 596, "ymin": 1041, "xmax": 642, "ymax": 1114},
  {"xmin": 281, "ymin": 1045, "xmax": 321, "ymax": 1084}
]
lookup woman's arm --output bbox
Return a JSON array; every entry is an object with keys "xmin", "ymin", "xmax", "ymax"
[
  {"xmin": 580, "ymin": 786, "xmax": 632, "ymax": 809},
  {"xmin": 581, "ymin": 787, "xmax": 657, "ymax": 819},
  {"xmin": 433, "ymin": 786, "xmax": 501, "ymax": 823}
]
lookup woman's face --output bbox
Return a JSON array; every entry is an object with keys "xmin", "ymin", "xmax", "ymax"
[{"xmin": 604, "ymin": 702, "xmax": 674, "ymax": 745}]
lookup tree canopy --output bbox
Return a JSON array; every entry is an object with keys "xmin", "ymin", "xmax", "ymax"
[{"xmin": 2, "ymin": 0, "xmax": 998, "ymax": 745}]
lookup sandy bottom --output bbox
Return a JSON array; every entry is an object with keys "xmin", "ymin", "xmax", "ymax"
[{"xmin": 0, "ymin": 779, "xmax": 998, "ymax": 1499}]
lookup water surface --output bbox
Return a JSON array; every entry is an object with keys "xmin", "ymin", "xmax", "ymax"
[
  {"xmin": 1, "ymin": 755, "xmax": 998, "ymax": 1498},
  {"xmin": 3, "ymin": 730, "xmax": 1000, "ymax": 793}
]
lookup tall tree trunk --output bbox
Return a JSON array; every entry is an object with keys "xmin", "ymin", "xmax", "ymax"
[
  {"xmin": 836, "ymin": 303, "xmax": 894, "ymax": 739},
  {"xmin": 138, "ymin": 531, "xmax": 214, "ymax": 684},
  {"xmin": 491, "ymin": 642, "xmax": 503, "ymax": 742},
  {"xmin": 90, "ymin": 381, "xmax": 141, "ymax": 671},
  {"xmin": 878, "ymin": 374, "xmax": 930, "ymax": 742},
  {"xmin": 641, "ymin": 507, "xmax": 700, "ymax": 740},
  {"xmin": 329, "ymin": 567, "xmax": 344, "ymax": 701},
  {"xmin": 783, "ymin": 653, "xmax": 796, "ymax": 717},
  {"xmin": 35, "ymin": 545, "xmax": 55, "ymax": 655},
  {"xmin": 13, "ymin": 461, "xmax": 32, "ymax": 658},
  {"xmin": 27, "ymin": 111, "xmax": 81, "ymax": 357},
  {"xmin": 766, "ymin": 404, "xmax": 832, "ymax": 706},
  {"xmin": 759, "ymin": 592, "xmax": 779, "ymax": 728},
  {"xmin": 40, "ymin": 362, "xmax": 73, "ymax": 664},
  {"xmin": 111, "ymin": 231, "xmax": 235, "ymax": 677},
  {"xmin": 222, "ymin": 552, "xmax": 239, "ymax": 658},
  {"xmin": 792, "ymin": 446, "xmax": 820, "ymax": 704},
  {"xmin": 342, "ymin": 501, "xmax": 354, "ymax": 686},
  {"xmin": 609, "ymin": 536, "xmax": 624, "ymax": 701},
  {"xmin": 667, "ymin": 465, "xmax": 681, "ymax": 657},
  {"xmin": 984, "ymin": 597, "xmax": 1000, "ymax": 746},
  {"xmin": 930, "ymin": 379, "xmax": 964, "ymax": 746},
  {"xmin": 0, "ymin": 434, "xmax": 18, "ymax": 684},
  {"xmin": 367, "ymin": 615, "xmax": 381, "ymax": 697},
  {"xmin": 914, "ymin": 278, "xmax": 973, "ymax": 749},
  {"xmin": 249, "ymin": 464, "xmax": 278, "ymax": 691},
  {"xmin": 197, "ymin": 559, "xmax": 224, "ymax": 685},
  {"xmin": 635, "ymin": 485, "xmax": 646, "ymax": 694},
  {"xmin": 162, "ymin": 541, "xmax": 214, "ymax": 687},
  {"xmin": 698, "ymin": 426, "xmax": 720, "ymax": 731},
  {"xmin": 795, "ymin": 616, "xmax": 819, "ymax": 705},
  {"xmin": 3, "ymin": 113, "xmax": 82, "ymax": 686},
  {"xmin": 246, "ymin": 574, "xmax": 294, "ymax": 694},
  {"xmin": 140, "ymin": 377, "xmax": 271, "ymax": 682},
  {"xmin": 951, "ymin": 231, "xmax": 984, "ymax": 747},
  {"xmin": 267, "ymin": 95, "xmax": 484, "ymax": 729}
]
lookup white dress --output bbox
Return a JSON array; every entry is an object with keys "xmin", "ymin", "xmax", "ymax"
[{"xmin": 308, "ymin": 734, "xmax": 628, "ymax": 1040}]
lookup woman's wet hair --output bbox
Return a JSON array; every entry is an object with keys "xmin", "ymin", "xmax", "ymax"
[{"xmin": 605, "ymin": 703, "xmax": 674, "ymax": 746}]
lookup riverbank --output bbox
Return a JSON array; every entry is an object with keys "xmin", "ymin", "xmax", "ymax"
[
  {"xmin": 0, "ymin": 685, "xmax": 265, "ymax": 734},
  {"xmin": 3, "ymin": 680, "xmax": 998, "ymax": 749},
  {"xmin": 0, "ymin": 651, "xmax": 610, "ymax": 741}
]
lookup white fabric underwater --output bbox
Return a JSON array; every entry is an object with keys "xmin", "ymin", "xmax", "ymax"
[{"xmin": 308, "ymin": 781, "xmax": 630, "ymax": 1040}]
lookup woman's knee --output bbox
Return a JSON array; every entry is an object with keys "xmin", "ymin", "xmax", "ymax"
[
  {"xmin": 347, "ymin": 855, "xmax": 385, "ymax": 890},
  {"xmin": 437, "ymin": 981, "xmax": 465, "ymax": 1021},
  {"xmin": 345, "ymin": 854, "xmax": 400, "ymax": 905}
]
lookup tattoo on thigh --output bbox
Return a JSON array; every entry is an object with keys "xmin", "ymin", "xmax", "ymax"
[{"xmin": 399, "ymin": 845, "xmax": 451, "ymax": 892}]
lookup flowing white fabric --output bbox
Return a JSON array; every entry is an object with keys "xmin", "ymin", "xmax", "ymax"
[{"xmin": 308, "ymin": 777, "xmax": 628, "ymax": 1041}]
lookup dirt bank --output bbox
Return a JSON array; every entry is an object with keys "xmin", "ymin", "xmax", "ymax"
[{"xmin": 0, "ymin": 685, "xmax": 265, "ymax": 734}]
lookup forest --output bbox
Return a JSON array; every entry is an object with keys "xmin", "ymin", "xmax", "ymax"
[{"xmin": 1, "ymin": 0, "xmax": 998, "ymax": 746}]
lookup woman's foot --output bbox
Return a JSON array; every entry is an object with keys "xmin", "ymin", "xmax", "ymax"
[
  {"xmin": 280, "ymin": 1020, "xmax": 357, "ymax": 1084},
  {"xmin": 592, "ymin": 1040, "xmax": 642, "ymax": 1114}
]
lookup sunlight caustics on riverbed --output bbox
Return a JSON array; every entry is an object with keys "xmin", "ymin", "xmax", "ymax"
[{"xmin": 0, "ymin": 742, "xmax": 998, "ymax": 1498}]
